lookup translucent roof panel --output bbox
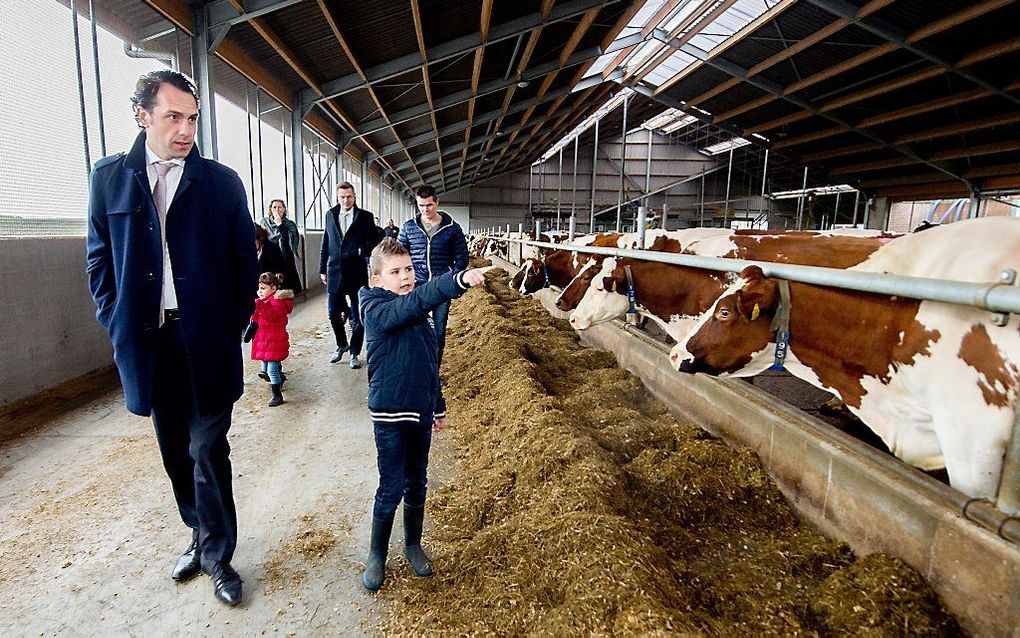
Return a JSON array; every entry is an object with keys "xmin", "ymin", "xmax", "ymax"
[{"xmin": 583, "ymin": 0, "xmax": 773, "ymax": 87}]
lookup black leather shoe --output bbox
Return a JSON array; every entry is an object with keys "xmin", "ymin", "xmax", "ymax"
[
  {"xmin": 203, "ymin": 561, "xmax": 243, "ymax": 607},
  {"xmin": 171, "ymin": 533, "xmax": 201, "ymax": 582}
]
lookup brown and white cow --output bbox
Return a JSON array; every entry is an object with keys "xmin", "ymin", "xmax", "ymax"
[
  {"xmin": 564, "ymin": 229, "xmax": 888, "ymax": 342},
  {"xmin": 509, "ymin": 232, "xmax": 625, "ymax": 294},
  {"xmin": 670, "ymin": 217, "xmax": 1020, "ymax": 498}
]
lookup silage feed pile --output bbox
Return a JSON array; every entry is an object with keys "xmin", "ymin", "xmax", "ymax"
[{"xmin": 380, "ymin": 272, "xmax": 961, "ymax": 636}]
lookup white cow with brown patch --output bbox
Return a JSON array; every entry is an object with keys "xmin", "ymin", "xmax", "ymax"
[
  {"xmin": 670, "ymin": 217, "xmax": 1020, "ymax": 499},
  {"xmin": 563, "ymin": 229, "xmax": 887, "ymax": 342}
]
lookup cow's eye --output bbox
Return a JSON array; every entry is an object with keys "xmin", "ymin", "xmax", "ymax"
[{"xmin": 718, "ymin": 308, "xmax": 731, "ymax": 319}]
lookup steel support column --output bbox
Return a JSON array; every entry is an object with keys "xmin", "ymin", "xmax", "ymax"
[
  {"xmin": 723, "ymin": 148, "xmax": 734, "ymax": 228},
  {"xmin": 244, "ymin": 86, "xmax": 255, "ymax": 219},
  {"xmin": 290, "ymin": 105, "xmax": 306, "ymax": 274},
  {"xmin": 617, "ymin": 94, "xmax": 629, "ymax": 232},
  {"xmin": 557, "ymin": 147, "xmax": 563, "ymax": 230},
  {"xmin": 256, "ymin": 87, "xmax": 264, "ymax": 213},
  {"xmin": 70, "ymin": 0, "xmax": 91, "ymax": 172},
  {"xmin": 191, "ymin": 4, "xmax": 218, "ymax": 159},
  {"xmin": 571, "ymin": 136, "xmax": 578, "ymax": 232},
  {"xmin": 644, "ymin": 128, "xmax": 653, "ymax": 206},
  {"xmin": 590, "ymin": 118, "xmax": 599, "ymax": 231},
  {"xmin": 796, "ymin": 166, "xmax": 808, "ymax": 230},
  {"xmin": 88, "ymin": 0, "xmax": 106, "ymax": 157}
]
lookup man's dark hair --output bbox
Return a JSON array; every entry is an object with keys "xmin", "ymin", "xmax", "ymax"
[
  {"xmin": 337, "ymin": 181, "xmax": 356, "ymax": 193},
  {"xmin": 415, "ymin": 185, "xmax": 437, "ymax": 201},
  {"xmin": 131, "ymin": 70, "xmax": 199, "ymax": 127}
]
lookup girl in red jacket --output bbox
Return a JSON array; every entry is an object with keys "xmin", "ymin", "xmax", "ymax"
[{"xmin": 251, "ymin": 272, "xmax": 294, "ymax": 406}]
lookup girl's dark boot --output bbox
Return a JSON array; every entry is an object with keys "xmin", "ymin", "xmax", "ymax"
[
  {"xmin": 363, "ymin": 516, "xmax": 394, "ymax": 591},
  {"xmin": 268, "ymin": 384, "xmax": 284, "ymax": 407},
  {"xmin": 403, "ymin": 504, "xmax": 433, "ymax": 577}
]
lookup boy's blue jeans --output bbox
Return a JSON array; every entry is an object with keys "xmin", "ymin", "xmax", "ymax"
[{"xmin": 372, "ymin": 418, "xmax": 432, "ymax": 520}]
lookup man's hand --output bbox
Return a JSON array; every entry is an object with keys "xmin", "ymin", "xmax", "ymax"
[
  {"xmin": 433, "ymin": 416, "xmax": 447, "ymax": 432},
  {"xmin": 320, "ymin": 273, "xmax": 327, "ymax": 285},
  {"xmin": 462, "ymin": 265, "xmax": 498, "ymax": 288}
]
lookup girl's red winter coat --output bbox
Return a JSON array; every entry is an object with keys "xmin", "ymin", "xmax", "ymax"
[{"xmin": 250, "ymin": 290, "xmax": 293, "ymax": 361}]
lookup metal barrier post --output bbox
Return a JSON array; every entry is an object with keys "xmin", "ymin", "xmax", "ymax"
[{"xmin": 637, "ymin": 206, "xmax": 648, "ymax": 248}]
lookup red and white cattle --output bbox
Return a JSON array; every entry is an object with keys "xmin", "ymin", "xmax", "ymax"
[
  {"xmin": 509, "ymin": 232, "xmax": 625, "ymax": 294},
  {"xmin": 563, "ymin": 230, "xmax": 886, "ymax": 342},
  {"xmin": 670, "ymin": 217, "xmax": 1020, "ymax": 499}
]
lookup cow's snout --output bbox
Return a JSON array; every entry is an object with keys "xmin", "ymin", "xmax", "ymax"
[
  {"xmin": 676, "ymin": 357, "xmax": 699, "ymax": 373},
  {"xmin": 555, "ymin": 296, "xmax": 571, "ymax": 311}
]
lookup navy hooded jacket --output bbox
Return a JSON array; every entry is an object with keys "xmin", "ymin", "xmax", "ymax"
[
  {"xmin": 359, "ymin": 270, "xmax": 470, "ymax": 423},
  {"xmin": 398, "ymin": 211, "xmax": 469, "ymax": 285}
]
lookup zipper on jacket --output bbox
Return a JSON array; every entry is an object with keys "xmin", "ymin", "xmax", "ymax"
[{"xmin": 420, "ymin": 213, "xmax": 453, "ymax": 280}]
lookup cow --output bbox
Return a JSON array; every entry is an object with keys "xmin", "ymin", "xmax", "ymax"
[
  {"xmin": 509, "ymin": 232, "xmax": 625, "ymax": 294},
  {"xmin": 669, "ymin": 217, "xmax": 1020, "ymax": 499},
  {"xmin": 563, "ymin": 230, "xmax": 887, "ymax": 342}
]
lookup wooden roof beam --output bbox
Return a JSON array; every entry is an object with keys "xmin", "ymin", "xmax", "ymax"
[
  {"xmin": 314, "ymin": 1, "xmax": 409, "ymax": 187},
  {"xmin": 472, "ymin": 4, "xmax": 600, "ymax": 184},
  {"xmin": 410, "ymin": 0, "xmax": 444, "ymax": 191},
  {"xmin": 456, "ymin": 0, "xmax": 496, "ymax": 188},
  {"xmin": 736, "ymin": 7, "xmax": 1020, "ymax": 129}
]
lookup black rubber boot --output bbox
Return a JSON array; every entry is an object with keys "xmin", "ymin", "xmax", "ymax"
[
  {"xmin": 268, "ymin": 384, "xmax": 284, "ymax": 407},
  {"xmin": 362, "ymin": 516, "xmax": 394, "ymax": 592},
  {"xmin": 403, "ymin": 504, "xmax": 433, "ymax": 578}
]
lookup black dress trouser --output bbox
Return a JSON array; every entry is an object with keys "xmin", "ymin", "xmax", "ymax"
[{"xmin": 151, "ymin": 318, "xmax": 237, "ymax": 569}]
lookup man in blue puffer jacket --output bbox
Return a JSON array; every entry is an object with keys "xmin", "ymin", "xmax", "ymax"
[{"xmin": 398, "ymin": 184, "xmax": 469, "ymax": 369}]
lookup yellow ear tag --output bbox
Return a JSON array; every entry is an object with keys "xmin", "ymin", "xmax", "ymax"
[
  {"xmin": 611, "ymin": 280, "xmax": 617, "ymax": 292},
  {"xmin": 751, "ymin": 303, "xmax": 760, "ymax": 321}
]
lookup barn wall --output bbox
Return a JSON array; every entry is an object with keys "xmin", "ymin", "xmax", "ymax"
[
  {"xmin": 441, "ymin": 130, "xmax": 777, "ymax": 233},
  {"xmin": 1, "ymin": 231, "xmax": 326, "ymax": 409}
]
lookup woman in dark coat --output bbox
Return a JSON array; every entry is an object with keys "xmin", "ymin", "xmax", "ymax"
[
  {"xmin": 255, "ymin": 224, "xmax": 287, "ymax": 278},
  {"xmin": 260, "ymin": 199, "xmax": 304, "ymax": 293}
]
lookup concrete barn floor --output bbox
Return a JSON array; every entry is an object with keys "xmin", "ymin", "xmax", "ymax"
[{"xmin": 0, "ymin": 291, "xmax": 416, "ymax": 635}]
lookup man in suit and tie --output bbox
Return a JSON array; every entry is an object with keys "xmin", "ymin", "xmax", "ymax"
[
  {"xmin": 86, "ymin": 70, "xmax": 258, "ymax": 607},
  {"xmin": 320, "ymin": 181, "xmax": 381, "ymax": 369}
]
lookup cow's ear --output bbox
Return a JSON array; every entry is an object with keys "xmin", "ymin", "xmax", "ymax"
[
  {"xmin": 737, "ymin": 276, "xmax": 778, "ymax": 321},
  {"xmin": 739, "ymin": 264, "xmax": 765, "ymax": 284}
]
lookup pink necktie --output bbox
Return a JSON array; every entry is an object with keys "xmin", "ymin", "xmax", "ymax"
[{"xmin": 153, "ymin": 162, "xmax": 174, "ymax": 324}]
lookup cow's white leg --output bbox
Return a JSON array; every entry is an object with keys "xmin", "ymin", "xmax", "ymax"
[{"xmin": 930, "ymin": 398, "xmax": 1012, "ymax": 500}]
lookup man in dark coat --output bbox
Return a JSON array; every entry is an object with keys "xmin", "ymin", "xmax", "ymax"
[
  {"xmin": 398, "ymin": 185, "xmax": 469, "ymax": 371},
  {"xmin": 86, "ymin": 70, "xmax": 258, "ymax": 607},
  {"xmin": 319, "ymin": 181, "xmax": 381, "ymax": 368}
]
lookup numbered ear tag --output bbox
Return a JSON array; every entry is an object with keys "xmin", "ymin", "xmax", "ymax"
[{"xmin": 751, "ymin": 303, "xmax": 760, "ymax": 321}]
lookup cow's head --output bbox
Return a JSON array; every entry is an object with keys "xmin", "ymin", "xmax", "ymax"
[
  {"xmin": 670, "ymin": 265, "xmax": 779, "ymax": 376},
  {"xmin": 568, "ymin": 258, "xmax": 630, "ymax": 329},
  {"xmin": 555, "ymin": 257, "xmax": 604, "ymax": 311},
  {"xmin": 509, "ymin": 258, "xmax": 545, "ymax": 294}
]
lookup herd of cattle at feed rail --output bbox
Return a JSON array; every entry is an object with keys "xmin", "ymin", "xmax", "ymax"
[{"xmin": 468, "ymin": 217, "xmax": 1020, "ymax": 502}]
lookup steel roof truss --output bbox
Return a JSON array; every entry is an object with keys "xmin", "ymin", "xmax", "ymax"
[{"xmin": 307, "ymin": 0, "xmax": 620, "ymax": 106}]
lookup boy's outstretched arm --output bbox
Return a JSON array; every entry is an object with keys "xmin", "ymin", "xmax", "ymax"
[{"xmin": 361, "ymin": 266, "xmax": 496, "ymax": 334}]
